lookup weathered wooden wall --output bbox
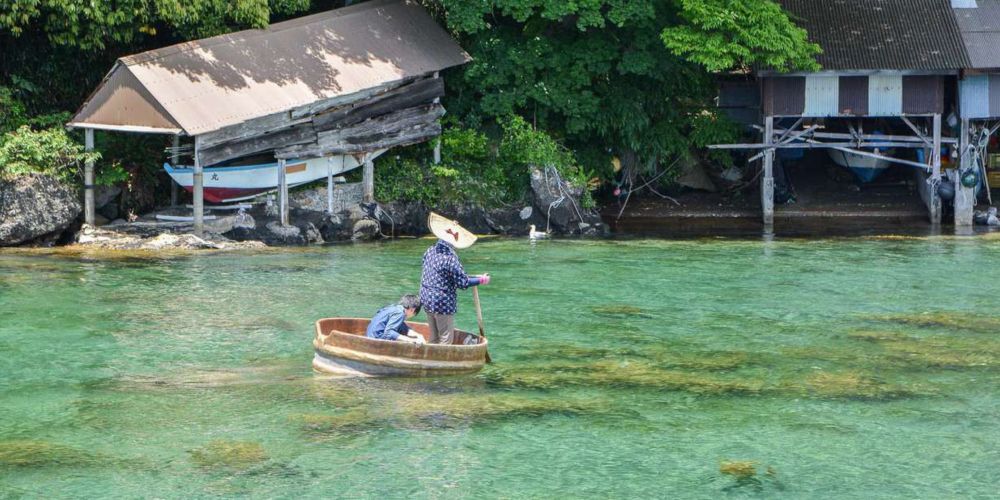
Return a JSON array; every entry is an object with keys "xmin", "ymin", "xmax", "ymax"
[{"xmin": 196, "ymin": 76, "xmax": 446, "ymax": 165}]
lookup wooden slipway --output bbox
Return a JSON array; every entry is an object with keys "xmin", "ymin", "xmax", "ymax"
[{"xmin": 313, "ymin": 318, "xmax": 488, "ymax": 377}]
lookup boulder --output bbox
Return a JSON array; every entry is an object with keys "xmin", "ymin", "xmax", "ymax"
[
  {"xmin": 529, "ymin": 166, "xmax": 606, "ymax": 235},
  {"xmin": 289, "ymin": 182, "xmax": 363, "ymax": 212},
  {"xmin": 0, "ymin": 174, "xmax": 81, "ymax": 246},
  {"xmin": 675, "ymin": 156, "xmax": 718, "ymax": 192}
]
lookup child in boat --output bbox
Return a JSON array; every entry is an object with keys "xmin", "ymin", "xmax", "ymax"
[{"xmin": 365, "ymin": 294, "xmax": 425, "ymax": 344}]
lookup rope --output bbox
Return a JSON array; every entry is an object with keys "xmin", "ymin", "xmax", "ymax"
[{"xmin": 542, "ymin": 165, "xmax": 583, "ymax": 232}]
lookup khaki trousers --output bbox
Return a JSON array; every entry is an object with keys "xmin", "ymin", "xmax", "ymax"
[{"xmin": 426, "ymin": 312, "xmax": 456, "ymax": 345}]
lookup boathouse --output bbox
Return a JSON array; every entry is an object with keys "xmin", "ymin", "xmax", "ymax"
[
  {"xmin": 714, "ymin": 0, "xmax": 1000, "ymax": 228},
  {"xmin": 67, "ymin": 0, "xmax": 470, "ymax": 235}
]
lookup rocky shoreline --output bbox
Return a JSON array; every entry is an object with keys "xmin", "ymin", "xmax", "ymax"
[{"xmin": 1, "ymin": 167, "xmax": 608, "ymax": 250}]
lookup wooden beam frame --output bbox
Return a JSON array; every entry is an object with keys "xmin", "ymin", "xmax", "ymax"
[
  {"xmin": 193, "ymin": 136, "xmax": 204, "ymax": 236},
  {"xmin": 84, "ymin": 129, "xmax": 95, "ymax": 226},
  {"xmin": 762, "ymin": 116, "xmax": 774, "ymax": 228},
  {"xmin": 170, "ymin": 135, "xmax": 180, "ymax": 206},
  {"xmin": 955, "ymin": 118, "xmax": 974, "ymax": 227}
]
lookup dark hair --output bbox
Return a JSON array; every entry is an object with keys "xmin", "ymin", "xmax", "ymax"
[{"xmin": 399, "ymin": 294, "xmax": 421, "ymax": 315}]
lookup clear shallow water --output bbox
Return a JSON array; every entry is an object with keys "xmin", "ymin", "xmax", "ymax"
[{"xmin": 1, "ymin": 236, "xmax": 999, "ymax": 498}]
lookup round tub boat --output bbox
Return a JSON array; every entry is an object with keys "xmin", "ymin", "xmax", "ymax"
[{"xmin": 313, "ymin": 318, "xmax": 489, "ymax": 376}]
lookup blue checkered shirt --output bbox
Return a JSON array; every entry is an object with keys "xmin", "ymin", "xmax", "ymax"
[{"xmin": 419, "ymin": 240, "xmax": 481, "ymax": 315}]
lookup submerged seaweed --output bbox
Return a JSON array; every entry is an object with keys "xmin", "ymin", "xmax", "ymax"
[
  {"xmin": 488, "ymin": 360, "xmax": 765, "ymax": 395},
  {"xmin": 189, "ymin": 440, "xmax": 268, "ymax": 471},
  {"xmin": 797, "ymin": 371, "xmax": 919, "ymax": 400},
  {"xmin": 0, "ymin": 440, "xmax": 102, "ymax": 468},
  {"xmin": 868, "ymin": 312, "xmax": 1000, "ymax": 334},
  {"xmin": 590, "ymin": 305, "xmax": 654, "ymax": 319}
]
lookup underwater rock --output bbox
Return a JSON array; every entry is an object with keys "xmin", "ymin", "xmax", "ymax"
[
  {"xmin": 0, "ymin": 440, "xmax": 100, "ymax": 468},
  {"xmin": 189, "ymin": 440, "xmax": 268, "ymax": 470},
  {"xmin": 590, "ymin": 305, "xmax": 654, "ymax": 319},
  {"xmin": 869, "ymin": 312, "xmax": 1000, "ymax": 333},
  {"xmin": 799, "ymin": 371, "xmax": 917, "ymax": 400}
]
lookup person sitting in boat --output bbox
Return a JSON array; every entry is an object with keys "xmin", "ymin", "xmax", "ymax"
[
  {"xmin": 365, "ymin": 294, "xmax": 425, "ymax": 344},
  {"xmin": 420, "ymin": 213, "xmax": 491, "ymax": 344}
]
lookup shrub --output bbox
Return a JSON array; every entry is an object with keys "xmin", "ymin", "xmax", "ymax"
[
  {"xmin": 375, "ymin": 116, "xmax": 598, "ymax": 208},
  {"xmin": 0, "ymin": 125, "xmax": 100, "ymax": 182}
]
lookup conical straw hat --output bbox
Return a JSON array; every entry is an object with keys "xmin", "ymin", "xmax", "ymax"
[{"xmin": 428, "ymin": 212, "xmax": 477, "ymax": 249}]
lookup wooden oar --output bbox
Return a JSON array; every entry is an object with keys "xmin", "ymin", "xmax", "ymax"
[{"xmin": 472, "ymin": 286, "xmax": 492, "ymax": 363}]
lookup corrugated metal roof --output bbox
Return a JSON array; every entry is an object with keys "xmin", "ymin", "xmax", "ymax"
[
  {"xmin": 953, "ymin": 0, "xmax": 1000, "ymax": 68},
  {"xmin": 70, "ymin": 0, "xmax": 470, "ymax": 136},
  {"xmin": 778, "ymin": 0, "xmax": 970, "ymax": 70}
]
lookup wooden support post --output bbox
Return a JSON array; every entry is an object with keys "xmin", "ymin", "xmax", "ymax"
[
  {"xmin": 362, "ymin": 156, "xmax": 374, "ymax": 203},
  {"xmin": 955, "ymin": 118, "xmax": 974, "ymax": 227},
  {"xmin": 170, "ymin": 135, "xmax": 180, "ymax": 206},
  {"xmin": 930, "ymin": 114, "xmax": 942, "ymax": 224},
  {"xmin": 193, "ymin": 136, "xmax": 204, "ymax": 236},
  {"xmin": 84, "ymin": 129, "xmax": 95, "ymax": 226},
  {"xmin": 327, "ymin": 158, "xmax": 335, "ymax": 215},
  {"xmin": 432, "ymin": 75, "xmax": 442, "ymax": 165},
  {"xmin": 761, "ymin": 116, "xmax": 775, "ymax": 229},
  {"xmin": 278, "ymin": 158, "xmax": 289, "ymax": 225}
]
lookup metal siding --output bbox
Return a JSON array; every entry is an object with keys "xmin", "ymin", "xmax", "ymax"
[
  {"xmin": 991, "ymin": 74, "xmax": 1000, "ymax": 117},
  {"xmin": 72, "ymin": 0, "xmax": 472, "ymax": 136},
  {"xmin": 72, "ymin": 66, "xmax": 181, "ymax": 131},
  {"xmin": 868, "ymin": 74, "xmax": 903, "ymax": 116},
  {"xmin": 902, "ymin": 75, "xmax": 943, "ymax": 114},
  {"xmin": 838, "ymin": 76, "xmax": 868, "ymax": 115},
  {"xmin": 960, "ymin": 75, "xmax": 990, "ymax": 119},
  {"xmin": 804, "ymin": 75, "xmax": 839, "ymax": 116},
  {"xmin": 764, "ymin": 77, "xmax": 805, "ymax": 116}
]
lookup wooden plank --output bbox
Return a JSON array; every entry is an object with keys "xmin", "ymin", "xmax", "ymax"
[
  {"xmin": 198, "ymin": 111, "xmax": 309, "ymax": 150},
  {"xmin": 285, "ymin": 163, "xmax": 307, "ymax": 174},
  {"xmin": 313, "ymin": 78, "xmax": 444, "ymax": 132},
  {"xmin": 289, "ymin": 78, "xmax": 413, "ymax": 119},
  {"xmin": 198, "ymin": 124, "xmax": 317, "ymax": 166},
  {"xmin": 279, "ymin": 104, "xmax": 445, "ymax": 158},
  {"xmin": 275, "ymin": 122, "xmax": 441, "ymax": 159}
]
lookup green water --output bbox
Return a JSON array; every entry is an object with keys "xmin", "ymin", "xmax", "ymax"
[{"xmin": 2, "ymin": 237, "xmax": 999, "ymax": 498}]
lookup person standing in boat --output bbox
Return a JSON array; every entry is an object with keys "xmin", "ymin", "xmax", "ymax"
[
  {"xmin": 365, "ymin": 294, "xmax": 425, "ymax": 344},
  {"xmin": 421, "ymin": 213, "xmax": 491, "ymax": 344}
]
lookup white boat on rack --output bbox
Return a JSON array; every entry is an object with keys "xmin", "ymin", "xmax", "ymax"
[{"xmin": 164, "ymin": 151, "xmax": 385, "ymax": 203}]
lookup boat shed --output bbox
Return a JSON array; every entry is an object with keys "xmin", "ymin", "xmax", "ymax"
[
  {"xmin": 67, "ymin": 0, "xmax": 470, "ymax": 235},
  {"xmin": 712, "ymin": 0, "xmax": 1000, "ymax": 229}
]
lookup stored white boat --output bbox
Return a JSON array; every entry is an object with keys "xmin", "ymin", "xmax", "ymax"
[{"xmin": 164, "ymin": 151, "xmax": 385, "ymax": 203}]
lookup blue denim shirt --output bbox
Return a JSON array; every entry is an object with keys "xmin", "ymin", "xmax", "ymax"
[
  {"xmin": 419, "ymin": 240, "xmax": 481, "ymax": 315},
  {"xmin": 365, "ymin": 304, "xmax": 410, "ymax": 341}
]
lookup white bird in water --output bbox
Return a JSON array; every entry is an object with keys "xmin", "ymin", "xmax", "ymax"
[{"xmin": 528, "ymin": 224, "xmax": 549, "ymax": 240}]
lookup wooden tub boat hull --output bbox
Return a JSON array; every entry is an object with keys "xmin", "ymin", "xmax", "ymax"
[{"xmin": 313, "ymin": 318, "xmax": 488, "ymax": 377}]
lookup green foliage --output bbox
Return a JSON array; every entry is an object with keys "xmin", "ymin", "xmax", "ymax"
[
  {"xmin": 0, "ymin": 86, "xmax": 28, "ymax": 134},
  {"xmin": 0, "ymin": 125, "xmax": 99, "ymax": 182},
  {"xmin": 0, "ymin": 0, "xmax": 311, "ymax": 51},
  {"xmin": 376, "ymin": 117, "xmax": 594, "ymax": 207},
  {"xmin": 662, "ymin": 0, "xmax": 821, "ymax": 73},
  {"xmin": 688, "ymin": 110, "xmax": 740, "ymax": 166}
]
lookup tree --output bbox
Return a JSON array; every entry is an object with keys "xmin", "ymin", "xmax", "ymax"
[
  {"xmin": 662, "ymin": 0, "xmax": 821, "ymax": 73},
  {"xmin": 0, "ymin": 0, "xmax": 311, "ymax": 51},
  {"xmin": 433, "ymin": 0, "xmax": 819, "ymax": 178}
]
